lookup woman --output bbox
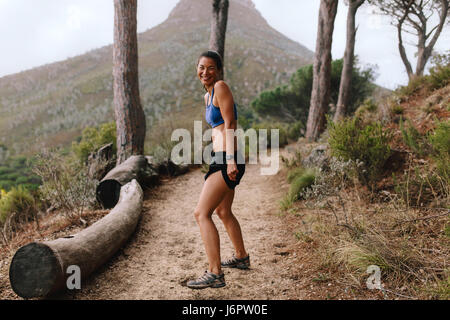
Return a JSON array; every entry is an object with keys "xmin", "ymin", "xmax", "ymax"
[{"xmin": 186, "ymin": 51, "xmax": 249, "ymax": 289}]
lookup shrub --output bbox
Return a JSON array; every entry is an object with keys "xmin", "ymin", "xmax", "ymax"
[
  {"xmin": 400, "ymin": 117, "xmax": 429, "ymax": 157},
  {"xmin": 289, "ymin": 169, "xmax": 316, "ymax": 201},
  {"xmin": 428, "ymin": 120, "xmax": 450, "ymax": 181},
  {"xmin": 0, "ymin": 185, "xmax": 38, "ymax": 227},
  {"xmin": 428, "ymin": 52, "xmax": 450, "ymax": 90},
  {"xmin": 72, "ymin": 121, "xmax": 116, "ymax": 165},
  {"xmin": 281, "ymin": 168, "xmax": 316, "ymax": 211},
  {"xmin": 355, "ymin": 98, "xmax": 378, "ymax": 118},
  {"xmin": 251, "ymin": 122, "xmax": 288, "ymax": 148},
  {"xmin": 391, "ymin": 105, "xmax": 404, "ymax": 115},
  {"xmin": 287, "ymin": 167, "xmax": 305, "ymax": 183},
  {"xmin": 328, "ymin": 117, "xmax": 393, "ymax": 186},
  {"xmin": 396, "ymin": 52, "xmax": 450, "ymax": 99},
  {"xmin": 393, "ymin": 162, "xmax": 448, "ymax": 208},
  {"xmin": 286, "ymin": 121, "xmax": 304, "ymax": 141},
  {"xmin": 32, "ymin": 149, "xmax": 99, "ymax": 219}
]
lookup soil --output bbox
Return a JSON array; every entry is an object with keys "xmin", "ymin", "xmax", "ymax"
[
  {"xmin": 0, "ymin": 145, "xmax": 381, "ymax": 300},
  {"xmin": 53, "ymin": 147, "xmax": 311, "ymax": 300}
]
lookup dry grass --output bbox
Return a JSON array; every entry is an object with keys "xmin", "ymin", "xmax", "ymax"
[{"xmin": 282, "ymin": 159, "xmax": 449, "ymax": 299}]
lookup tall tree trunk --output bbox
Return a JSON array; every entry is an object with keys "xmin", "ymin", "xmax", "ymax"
[
  {"xmin": 334, "ymin": 0, "xmax": 365, "ymax": 122},
  {"xmin": 113, "ymin": 0, "xmax": 146, "ymax": 165},
  {"xmin": 397, "ymin": 3, "xmax": 414, "ymax": 81},
  {"xmin": 305, "ymin": 0, "xmax": 339, "ymax": 141},
  {"xmin": 209, "ymin": 0, "xmax": 229, "ymax": 78},
  {"xmin": 414, "ymin": 0, "xmax": 449, "ymax": 77}
]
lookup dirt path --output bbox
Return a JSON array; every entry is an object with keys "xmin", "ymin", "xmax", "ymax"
[{"xmin": 57, "ymin": 148, "xmax": 308, "ymax": 300}]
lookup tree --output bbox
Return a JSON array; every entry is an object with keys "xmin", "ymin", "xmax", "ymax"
[
  {"xmin": 209, "ymin": 0, "xmax": 229, "ymax": 75},
  {"xmin": 371, "ymin": 0, "xmax": 449, "ymax": 81},
  {"xmin": 251, "ymin": 59, "xmax": 375, "ymax": 124},
  {"xmin": 305, "ymin": 0, "xmax": 339, "ymax": 141},
  {"xmin": 113, "ymin": 0, "xmax": 146, "ymax": 165},
  {"xmin": 334, "ymin": 0, "xmax": 366, "ymax": 122}
]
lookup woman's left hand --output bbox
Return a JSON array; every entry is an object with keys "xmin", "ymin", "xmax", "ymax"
[{"xmin": 227, "ymin": 162, "xmax": 238, "ymax": 181}]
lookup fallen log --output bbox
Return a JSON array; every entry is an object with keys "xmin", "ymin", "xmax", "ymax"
[
  {"xmin": 96, "ymin": 155, "xmax": 158, "ymax": 208},
  {"xmin": 9, "ymin": 179, "xmax": 143, "ymax": 299}
]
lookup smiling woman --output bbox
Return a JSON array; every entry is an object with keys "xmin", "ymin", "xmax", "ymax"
[{"xmin": 186, "ymin": 50, "xmax": 249, "ymax": 290}]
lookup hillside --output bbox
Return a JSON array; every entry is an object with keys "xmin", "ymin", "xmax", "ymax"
[{"xmin": 0, "ymin": 0, "xmax": 314, "ymax": 159}]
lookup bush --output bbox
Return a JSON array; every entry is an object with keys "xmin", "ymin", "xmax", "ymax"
[
  {"xmin": 251, "ymin": 122, "xmax": 288, "ymax": 148},
  {"xmin": 328, "ymin": 117, "xmax": 392, "ymax": 186},
  {"xmin": 289, "ymin": 169, "xmax": 316, "ymax": 201},
  {"xmin": 400, "ymin": 118, "xmax": 429, "ymax": 157},
  {"xmin": 428, "ymin": 120, "xmax": 450, "ymax": 181},
  {"xmin": 0, "ymin": 185, "xmax": 38, "ymax": 227},
  {"xmin": 428, "ymin": 52, "xmax": 450, "ymax": 90},
  {"xmin": 32, "ymin": 149, "xmax": 99, "ymax": 219},
  {"xmin": 396, "ymin": 52, "xmax": 450, "ymax": 98},
  {"xmin": 286, "ymin": 121, "xmax": 305, "ymax": 141},
  {"xmin": 72, "ymin": 121, "xmax": 116, "ymax": 165},
  {"xmin": 0, "ymin": 155, "xmax": 42, "ymax": 192},
  {"xmin": 287, "ymin": 167, "xmax": 305, "ymax": 183},
  {"xmin": 281, "ymin": 167, "xmax": 316, "ymax": 211}
]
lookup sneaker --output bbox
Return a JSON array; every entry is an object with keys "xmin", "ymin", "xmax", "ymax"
[
  {"xmin": 186, "ymin": 271, "xmax": 226, "ymax": 289},
  {"xmin": 221, "ymin": 254, "xmax": 250, "ymax": 269}
]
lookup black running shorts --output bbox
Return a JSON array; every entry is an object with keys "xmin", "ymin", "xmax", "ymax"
[{"xmin": 204, "ymin": 151, "xmax": 245, "ymax": 190}]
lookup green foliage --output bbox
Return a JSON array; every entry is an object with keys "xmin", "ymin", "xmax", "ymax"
[
  {"xmin": 251, "ymin": 58, "xmax": 375, "ymax": 124},
  {"xmin": 391, "ymin": 105, "xmax": 404, "ymax": 115},
  {"xmin": 251, "ymin": 85, "xmax": 301, "ymax": 122},
  {"xmin": 396, "ymin": 52, "xmax": 450, "ymax": 98},
  {"xmin": 428, "ymin": 52, "xmax": 450, "ymax": 90},
  {"xmin": 0, "ymin": 185, "xmax": 37, "ymax": 225},
  {"xmin": 71, "ymin": 121, "xmax": 116, "ymax": 165},
  {"xmin": 251, "ymin": 122, "xmax": 289, "ymax": 148},
  {"xmin": 289, "ymin": 169, "xmax": 316, "ymax": 201},
  {"xmin": 354, "ymin": 98, "xmax": 379, "ymax": 124},
  {"xmin": 281, "ymin": 168, "xmax": 316, "ymax": 210},
  {"xmin": 328, "ymin": 117, "xmax": 392, "ymax": 186},
  {"xmin": 400, "ymin": 118, "xmax": 429, "ymax": 157},
  {"xmin": 428, "ymin": 120, "xmax": 450, "ymax": 180},
  {"xmin": 287, "ymin": 167, "xmax": 306, "ymax": 183},
  {"xmin": 286, "ymin": 121, "xmax": 305, "ymax": 141},
  {"xmin": 237, "ymin": 105, "xmax": 256, "ymax": 131},
  {"xmin": 0, "ymin": 155, "xmax": 42, "ymax": 192}
]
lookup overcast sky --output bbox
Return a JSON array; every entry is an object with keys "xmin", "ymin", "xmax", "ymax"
[{"xmin": 0, "ymin": 0, "xmax": 448, "ymax": 89}]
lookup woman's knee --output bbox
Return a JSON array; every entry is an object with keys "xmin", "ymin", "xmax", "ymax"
[
  {"xmin": 216, "ymin": 207, "xmax": 232, "ymax": 221},
  {"xmin": 194, "ymin": 209, "xmax": 212, "ymax": 223}
]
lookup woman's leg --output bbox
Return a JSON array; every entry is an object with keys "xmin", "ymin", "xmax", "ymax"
[
  {"xmin": 215, "ymin": 188, "xmax": 248, "ymax": 259},
  {"xmin": 194, "ymin": 170, "xmax": 230, "ymax": 275}
]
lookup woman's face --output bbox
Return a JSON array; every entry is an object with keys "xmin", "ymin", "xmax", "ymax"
[{"xmin": 197, "ymin": 57, "xmax": 219, "ymax": 88}]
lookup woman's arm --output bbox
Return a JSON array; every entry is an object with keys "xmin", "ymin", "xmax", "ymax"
[
  {"xmin": 214, "ymin": 81, "xmax": 236, "ymax": 157},
  {"xmin": 214, "ymin": 81, "xmax": 238, "ymax": 181}
]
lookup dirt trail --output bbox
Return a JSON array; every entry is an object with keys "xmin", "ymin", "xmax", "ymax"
[{"xmin": 59, "ymin": 147, "xmax": 308, "ymax": 300}]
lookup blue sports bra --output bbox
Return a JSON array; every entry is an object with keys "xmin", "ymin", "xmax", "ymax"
[{"xmin": 205, "ymin": 87, "xmax": 238, "ymax": 128}]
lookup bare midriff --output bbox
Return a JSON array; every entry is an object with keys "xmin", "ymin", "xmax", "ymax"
[{"xmin": 211, "ymin": 123, "xmax": 238, "ymax": 153}]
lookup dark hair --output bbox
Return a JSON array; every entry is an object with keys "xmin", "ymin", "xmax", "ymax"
[{"xmin": 197, "ymin": 50, "xmax": 223, "ymax": 71}]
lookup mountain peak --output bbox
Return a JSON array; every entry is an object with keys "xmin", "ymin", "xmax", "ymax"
[
  {"xmin": 233, "ymin": 0, "xmax": 255, "ymax": 9},
  {"xmin": 168, "ymin": 0, "xmax": 259, "ymax": 23}
]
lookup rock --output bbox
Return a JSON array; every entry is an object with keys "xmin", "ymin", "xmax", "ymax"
[
  {"xmin": 87, "ymin": 143, "xmax": 116, "ymax": 181},
  {"xmin": 302, "ymin": 144, "xmax": 329, "ymax": 170}
]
